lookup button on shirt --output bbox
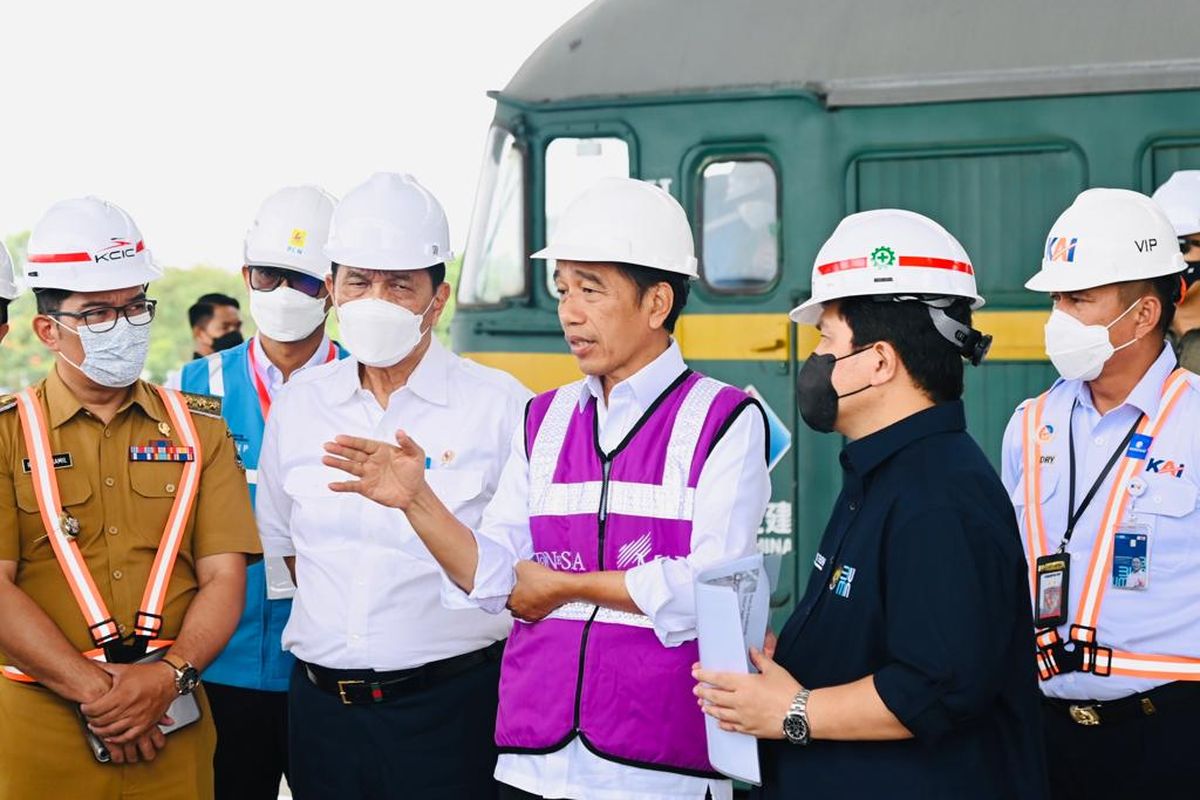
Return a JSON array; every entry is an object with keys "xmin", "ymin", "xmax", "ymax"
[
  {"xmin": 1002, "ymin": 345, "xmax": 1200, "ymax": 701},
  {"xmin": 767, "ymin": 402, "xmax": 1047, "ymax": 800},
  {"xmin": 443, "ymin": 340, "xmax": 771, "ymax": 800},
  {"xmin": 255, "ymin": 339, "xmax": 531, "ymax": 669}
]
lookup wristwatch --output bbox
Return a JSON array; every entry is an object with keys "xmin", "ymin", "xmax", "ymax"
[
  {"xmin": 161, "ymin": 653, "xmax": 200, "ymax": 696},
  {"xmin": 782, "ymin": 687, "xmax": 812, "ymax": 745}
]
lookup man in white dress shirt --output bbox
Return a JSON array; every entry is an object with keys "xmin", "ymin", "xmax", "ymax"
[
  {"xmin": 323, "ymin": 178, "xmax": 771, "ymax": 800},
  {"xmin": 255, "ymin": 173, "xmax": 530, "ymax": 799}
]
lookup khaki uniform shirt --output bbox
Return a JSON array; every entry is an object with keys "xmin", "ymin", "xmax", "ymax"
[{"xmin": 0, "ymin": 368, "xmax": 261, "ymax": 663}]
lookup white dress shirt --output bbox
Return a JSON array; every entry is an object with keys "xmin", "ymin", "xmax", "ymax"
[
  {"xmin": 443, "ymin": 340, "xmax": 771, "ymax": 800},
  {"xmin": 249, "ymin": 332, "xmax": 337, "ymax": 400},
  {"xmin": 257, "ymin": 338, "xmax": 531, "ymax": 669}
]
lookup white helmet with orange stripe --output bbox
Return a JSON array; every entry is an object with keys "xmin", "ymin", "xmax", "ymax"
[
  {"xmin": 23, "ymin": 197, "xmax": 160, "ymax": 292},
  {"xmin": 790, "ymin": 209, "xmax": 990, "ymax": 364}
]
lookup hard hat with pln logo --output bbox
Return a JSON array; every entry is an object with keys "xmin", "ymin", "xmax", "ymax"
[
  {"xmin": 23, "ymin": 197, "xmax": 160, "ymax": 292},
  {"xmin": 532, "ymin": 177, "xmax": 699, "ymax": 279},
  {"xmin": 0, "ymin": 242, "xmax": 18, "ymax": 300},
  {"xmin": 324, "ymin": 172, "xmax": 452, "ymax": 271},
  {"xmin": 1151, "ymin": 170, "xmax": 1200, "ymax": 237},
  {"xmin": 789, "ymin": 209, "xmax": 984, "ymax": 325},
  {"xmin": 1026, "ymin": 188, "xmax": 1185, "ymax": 293},
  {"xmin": 245, "ymin": 185, "xmax": 338, "ymax": 280}
]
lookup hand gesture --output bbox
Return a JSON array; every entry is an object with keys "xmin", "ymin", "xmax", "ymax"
[
  {"xmin": 692, "ymin": 647, "xmax": 801, "ymax": 739},
  {"xmin": 80, "ymin": 662, "xmax": 176, "ymax": 744},
  {"xmin": 506, "ymin": 560, "xmax": 568, "ymax": 623},
  {"xmin": 323, "ymin": 430, "xmax": 428, "ymax": 510}
]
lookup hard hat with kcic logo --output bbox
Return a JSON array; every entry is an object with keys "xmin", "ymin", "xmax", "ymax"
[
  {"xmin": 1151, "ymin": 170, "xmax": 1200, "ymax": 238},
  {"xmin": 245, "ymin": 185, "xmax": 338, "ymax": 280},
  {"xmin": 1026, "ymin": 188, "xmax": 1185, "ymax": 293},
  {"xmin": 23, "ymin": 197, "xmax": 161, "ymax": 292},
  {"xmin": 532, "ymin": 177, "xmax": 699, "ymax": 279},
  {"xmin": 0, "ymin": 242, "xmax": 18, "ymax": 300},
  {"xmin": 324, "ymin": 172, "xmax": 452, "ymax": 271},
  {"xmin": 789, "ymin": 209, "xmax": 984, "ymax": 325}
]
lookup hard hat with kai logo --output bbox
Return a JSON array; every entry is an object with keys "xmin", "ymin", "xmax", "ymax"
[
  {"xmin": 1152, "ymin": 170, "xmax": 1200, "ymax": 238},
  {"xmin": 245, "ymin": 185, "xmax": 338, "ymax": 280},
  {"xmin": 24, "ymin": 197, "xmax": 161, "ymax": 292},
  {"xmin": 789, "ymin": 209, "xmax": 983, "ymax": 325},
  {"xmin": 324, "ymin": 172, "xmax": 452, "ymax": 272},
  {"xmin": 532, "ymin": 177, "xmax": 699, "ymax": 279},
  {"xmin": 1027, "ymin": 188, "xmax": 1185, "ymax": 293}
]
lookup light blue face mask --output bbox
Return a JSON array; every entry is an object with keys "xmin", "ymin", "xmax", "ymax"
[{"xmin": 53, "ymin": 315, "xmax": 152, "ymax": 388}]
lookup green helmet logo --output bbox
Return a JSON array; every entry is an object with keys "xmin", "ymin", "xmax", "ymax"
[{"xmin": 869, "ymin": 245, "xmax": 897, "ymax": 269}]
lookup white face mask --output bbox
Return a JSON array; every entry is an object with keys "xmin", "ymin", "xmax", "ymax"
[
  {"xmin": 1043, "ymin": 298, "xmax": 1142, "ymax": 382},
  {"xmin": 250, "ymin": 286, "xmax": 328, "ymax": 343},
  {"xmin": 335, "ymin": 296, "xmax": 433, "ymax": 368},
  {"xmin": 53, "ymin": 314, "xmax": 152, "ymax": 388}
]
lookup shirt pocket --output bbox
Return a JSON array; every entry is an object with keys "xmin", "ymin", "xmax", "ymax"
[
  {"xmin": 282, "ymin": 464, "xmax": 358, "ymax": 550},
  {"xmin": 425, "ymin": 469, "xmax": 484, "ymax": 511},
  {"xmin": 1133, "ymin": 475, "xmax": 1198, "ymax": 575},
  {"xmin": 14, "ymin": 473, "xmax": 96, "ymax": 557},
  {"xmin": 1009, "ymin": 468, "xmax": 1061, "ymax": 532}
]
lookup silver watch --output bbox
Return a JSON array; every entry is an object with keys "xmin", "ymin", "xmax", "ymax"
[{"xmin": 782, "ymin": 688, "xmax": 811, "ymax": 745}]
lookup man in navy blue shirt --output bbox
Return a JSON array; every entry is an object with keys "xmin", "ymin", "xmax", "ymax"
[{"xmin": 694, "ymin": 210, "xmax": 1047, "ymax": 799}]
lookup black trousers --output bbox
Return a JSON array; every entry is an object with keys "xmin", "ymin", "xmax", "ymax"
[
  {"xmin": 499, "ymin": 783, "xmax": 718, "ymax": 799},
  {"xmin": 1044, "ymin": 694, "xmax": 1199, "ymax": 799},
  {"xmin": 206, "ymin": 681, "xmax": 289, "ymax": 800},
  {"xmin": 288, "ymin": 658, "xmax": 502, "ymax": 800}
]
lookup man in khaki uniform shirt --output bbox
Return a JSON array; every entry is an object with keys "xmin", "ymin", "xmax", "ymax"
[{"xmin": 0, "ymin": 197, "xmax": 260, "ymax": 800}]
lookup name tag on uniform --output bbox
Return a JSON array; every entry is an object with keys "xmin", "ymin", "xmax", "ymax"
[
  {"xmin": 1112, "ymin": 524, "xmax": 1150, "ymax": 591},
  {"xmin": 21, "ymin": 453, "xmax": 73, "ymax": 473},
  {"xmin": 1034, "ymin": 553, "xmax": 1070, "ymax": 629},
  {"xmin": 129, "ymin": 440, "xmax": 195, "ymax": 462}
]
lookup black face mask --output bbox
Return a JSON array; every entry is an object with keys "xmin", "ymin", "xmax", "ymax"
[
  {"xmin": 210, "ymin": 330, "xmax": 244, "ymax": 353},
  {"xmin": 796, "ymin": 347, "xmax": 875, "ymax": 433}
]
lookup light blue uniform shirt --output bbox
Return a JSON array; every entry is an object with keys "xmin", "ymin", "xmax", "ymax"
[
  {"xmin": 180, "ymin": 334, "xmax": 346, "ymax": 691},
  {"xmin": 1002, "ymin": 345, "xmax": 1200, "ymax": 701}
]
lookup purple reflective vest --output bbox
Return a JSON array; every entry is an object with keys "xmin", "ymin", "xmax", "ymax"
[{"xmin": 495, "ymin": 369, "xmax": 759, "ymax": 776}]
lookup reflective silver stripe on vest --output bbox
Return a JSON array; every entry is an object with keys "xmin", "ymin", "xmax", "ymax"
[
  {"xmin": 544, "ymin": 600, "xmax": 654, "ymax": 629},
  {"xmin": 528, "ymin": 381, "xmax": 587, "ymax": 508},
  {"xmin": 662, "ymin": 377, "xmax": 724, "ymax": 496},
  {"xmin": 206, "ymin": 352, "xmax": 225, "ymax": 397},
  {"xmin": 533, "ymin": 480, "xmax": 696, "ymax": 520}
]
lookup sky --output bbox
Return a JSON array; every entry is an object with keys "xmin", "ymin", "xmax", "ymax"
[{"xmin": 1, "ymin": 0, "xmax": 593, "ymax": 270}]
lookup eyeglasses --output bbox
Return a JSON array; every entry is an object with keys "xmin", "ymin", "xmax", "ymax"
[
  {"xmin": 1179, "ymin": 237, "xmax": 1200, "ymax": 255},
  {"xmin": 249, "ymin": 266, "xmax": 326, "ymax": 299},
  {"xmin": 48, "ymin": 299, "xmax": 157, "ymax": 334}
]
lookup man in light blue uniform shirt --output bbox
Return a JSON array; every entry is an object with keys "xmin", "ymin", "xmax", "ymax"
[
  {"xmin": 1002, "ymin": 188, "xmax": 1200, "ymax": 800},
  {"xmin": 180, "ymin": 185, "xmax": 346, "ymax": 799}
]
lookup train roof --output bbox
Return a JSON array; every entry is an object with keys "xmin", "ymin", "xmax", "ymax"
[{"xmin": 501, "ymin": 0, "xmax": 1200, "ymax": 108}]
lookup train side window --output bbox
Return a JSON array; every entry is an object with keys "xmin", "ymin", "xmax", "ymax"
[
  {"xmin": 700, "ymin": 159, "xmax": 780, "ymax": 292},
  {"xmin": 459, "ymin": 127, "xmax": 526, "ymax": 307},
  {"xmin": 544, "ymin": 137, "xmax": 630, "ymax": 296}
]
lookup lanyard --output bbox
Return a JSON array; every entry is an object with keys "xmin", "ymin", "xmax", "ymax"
[
  {"xmin": 248, "ymin": 337, "xmax": 337, "ymax": 420},
  {"xmin": 1061, "ymin": 400, "xmax": 1144, "ymax": 552}
]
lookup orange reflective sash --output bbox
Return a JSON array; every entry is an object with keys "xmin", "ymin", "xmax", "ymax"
[
  {"xmin": 1022, "ymin": 369, "xmax": 1199, "ymax": 680},
  {"xmin": 6, "ymin": 385, "xmax": 202, "ymax": 682}
]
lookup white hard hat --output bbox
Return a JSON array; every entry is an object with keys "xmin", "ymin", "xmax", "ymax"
[
  {"xmin": 0, "ymin": 242, "xmax": 17, "ymax": 300},
  {"xmin": 1151, "ymin": 170, "xmax": 1200, "ymax": 237},
  {"xmin": 789, "ymin": 209, "xmax": 983, "ymax": 325},
  {"xmin": 532, "ymin": 177, "xmax": 698, "ymax": 279},
  {"xmin": 1026, "ymin": 188, "xmax": 1185, "ymax": 293},
  {"xmin": 324, "ymin": 172, "xmax": 452, "ymax": 271},
  {"xmin": 245, "ymin": 185, "xmax": 337, "ymax": 279},
  {"xmin": 24, "ymin": 197, "xmax": 160, "ymax": 292}
]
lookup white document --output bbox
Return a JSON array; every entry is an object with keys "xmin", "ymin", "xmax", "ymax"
[{"xmin": 695, "ymin": 553, "xmax": 771, "ymax": 785}]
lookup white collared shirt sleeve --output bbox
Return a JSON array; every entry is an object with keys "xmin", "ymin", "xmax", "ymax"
[
  {"xmin": 439, "ymin": 424, "xmax": 533, "ymax": 614},
  {"xmin": 624, "ymin": 405, "xmax": 770, "ymax": 646},
  {"xmin": 255, "ymin": 401, "xmax": 295, "ymax": 558},
  {"xmin": 1000, "ymin": 406, "xmax": 1025, "ymax": 498}
]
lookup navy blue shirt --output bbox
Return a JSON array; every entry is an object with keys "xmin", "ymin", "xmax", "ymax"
[{"xmin": 760, "ymin": 401, "xmax": 1047, "ymax": 800}]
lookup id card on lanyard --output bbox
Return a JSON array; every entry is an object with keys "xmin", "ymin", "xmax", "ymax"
[{"xmin": 1034, "ymin": 401, "xmax": 1144, "ymax": 629}]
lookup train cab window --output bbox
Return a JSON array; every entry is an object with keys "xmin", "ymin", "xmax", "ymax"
[
  {"xmin": 700, "ymin": 159, "xmax": 780, "ymax": 292},
  {"xmin": 459, "ymin": 126, "xmax": 526, "ymax": 306},
  {"xmin": 544, "ymin": 137, "xmax": 630, "ymax": 296}
]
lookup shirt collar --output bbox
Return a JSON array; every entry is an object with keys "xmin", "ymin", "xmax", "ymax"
[
  {"xmin": 579, "ymin": 339, "xmax": 687, "ymax": 411},
  {"xmin": 329, "ymin": 336, "xmax": 451, "ymax": 407},
  {"xmin": 841, "ymin": 400, "xmax": 967, "ymax": 477},
  {"xmin": 45, "ymin": 366, "xmax": 166, "ymax": 428},
  {"xmin": 1073, "ymin": 343, "xmax": 1178, "ymax": 417},
  {"xmin": 252, "ymin": 333, "xmax": 333, "ymax": 385}
]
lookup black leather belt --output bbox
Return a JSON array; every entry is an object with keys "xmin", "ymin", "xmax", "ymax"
[
  {"xmin": 302, "ymin": 640, "xmax": 505, "ymax": 705},
  {"xmin": 1042, "ymin": 681, "xmax": 1200, "ymax": 727}
]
